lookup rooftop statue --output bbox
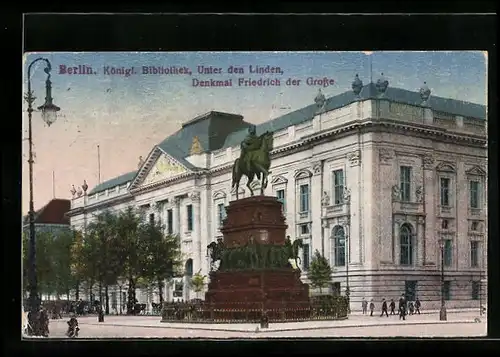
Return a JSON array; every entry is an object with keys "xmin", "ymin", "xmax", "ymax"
[{"xmin": 231, "ymin": 125, "xmax": 274, "ymax": 198}]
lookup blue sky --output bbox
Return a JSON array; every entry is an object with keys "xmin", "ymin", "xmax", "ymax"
[{"xmin": 22, "ymin": 51, "xmax": 487, "ymax": 212}]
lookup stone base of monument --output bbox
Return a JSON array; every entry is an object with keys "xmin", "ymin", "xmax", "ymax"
[{"xmin": 203, "ymin": 195, "xmax": 311, "ymax": 321}]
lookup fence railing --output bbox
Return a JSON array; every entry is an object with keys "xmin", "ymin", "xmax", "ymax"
[{"xmin": 161, "ymin": 299, "xmax": 348, "ymax": 323}]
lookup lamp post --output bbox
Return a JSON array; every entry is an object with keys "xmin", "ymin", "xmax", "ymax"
[
  {"xmin": 438, "ymin": 239, "xmax": 447, "ymax": 321},
  {"xmin": 24, "ymin": 58, "xmax": 60, "ymax": 336}
]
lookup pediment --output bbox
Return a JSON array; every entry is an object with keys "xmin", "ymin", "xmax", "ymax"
[
  {"xmin": 294, "ymin": 169, "xmax": 313, "ymax": 180},
  {"xmin": 131, "ymin": 147, "xmax": 189, "ymax": 189},
  {"xmin": 436, "ymin": 161, "xmax": 456, "ymax": 173},
  {"xmin": 213, "ymin": 190, "xmax": 227, "ymax": 200},
  {"xmin": 271, "ymin": 175, "xmax": 288, "ymax": 185},
  {"xmin": 466, "ymin": 165, "xmax": 486, "ymax": 176}
]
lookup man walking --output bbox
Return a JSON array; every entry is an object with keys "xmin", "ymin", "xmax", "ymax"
[
  {"xmin": 361, "ymin": 298, "xmax": 368, "ymax": 315},
  {"xmin": 389, "ymin": 299, "xmax": 396, "ymax": 315},
  {"xmin": 398, "ymin": 294, "xmax": 406, "ymax": 321},
  {"xmin": 415, "ymin": 297, "xmax": 421, "ymax": 315},
  {"xmin": 369, "ymin": 299, "xmax": 375, "ymax": 317},
  {"xmin": 380, "ymin": 298, "xmax": 389, "ymax": 317}
]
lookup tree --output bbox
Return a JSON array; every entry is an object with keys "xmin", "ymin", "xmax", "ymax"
[
  {"xmin": 140, "ymin": 219, "xmax": 182, "ymax": 305},
  {"xmin": 308, "ymin": 250, "xmax": 333, "ymax": 294},
  {"xmin": 70, "ymin": 229, "xmax": 85, "ymax": 300},
  {"xmin": 86, "ymin": 210, "xmax": 123, "ymax": 314},
  {"xmin": 190, "ymin": 270, "xmax": 206, "ymax": 299},
  {"xmin": 51, "ymin": 229, "xmax": 75, "ymax": 299},
  {"xmin": 114, "ymin": 206, "xmax": 143, "ymax": 314}
]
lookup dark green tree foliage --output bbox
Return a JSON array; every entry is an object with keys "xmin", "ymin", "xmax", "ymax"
[
  {"xmin": 86, "ymin": 211, "xmax": 123, "ymax": 313},
  {"xmin": 139, "ymin": 219, "xmax": 182, "ymax": 304},
  {"xmin": 308, "ymin": 250, "xmax": 333, "ymax": 294},
  {"xmin": 114, "ymin": 206, "xmax": 143, "ymax": 314},
  {"xmin": 51, "ymin": 229, "xmax": 76, "ymax": 299}
]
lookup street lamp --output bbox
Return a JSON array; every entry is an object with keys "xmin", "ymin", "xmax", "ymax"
[
  {"xmin": 24, "ymin": 58, "xmax": 60, "ymax": 336},
  {"xmin": 438, "ymin": 238, "xmax": 447, "ymax": 321}
]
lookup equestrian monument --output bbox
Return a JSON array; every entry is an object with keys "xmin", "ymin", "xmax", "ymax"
[{"xmin": 205, "ymin": 125, "xmax": 310, "ymax": 319}]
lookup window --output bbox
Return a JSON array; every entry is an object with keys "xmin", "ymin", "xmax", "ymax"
[
  {"xmin": 400, "ymin": 223, "xmax": 414, "ymax": 265},
  {"xmin": 167, "ymin": 209, "xmax": 173, "ymax": 234},
  {"xmin": 276, "ymin": 189, "xmax": 286, "ymax": 213},
  {"xmin": 400, "ymin": 166, "xmax": 412, "ymax": 202},
  {"xmin": 441, "ymin": 220, "xmax": 449, "ymax": 230},
  {"xmin": 440, "ymin": 178, "xmax": 451, "ymax": 207},
  {"xmin": 331, "ymin": 282, "xmax": 341, "ymax": 296},
  {"xmin": 149, "ymin": 213, "xmax": 155, "ymax": 225},
  {"xmin": 405, "ymin": 281, "xmax": 418, "ymax": 301},
  {"xmin": 186, "ymin": 204, "xmax": 193, "ymax": 231},
  {"xmin": 300, "ymin": 224, "xmax": 310, "ymax": 235},
  {"xmin": 472, "ymin": 281, "xmax": 480, "ymax": 300},
  {"xmin": 470, "ymin": 241, "xmax": 479, "ymax": 267},
  {"xmin": 332, "ymin": 226, "xmax": 346, "ymax": 267},
  {"xmin": 217, "ymin": 203, "xmax": 226, "ymax": 227},
  {"xmin": 333, "ymin": 170, "xmax": 344, "ymax": 205},
  {"xmin": 443, "ymin": 281, "xmax": 451, "ymax": 300},
  {"xmin": 302, "ymin": 244, "xmax": 310, "ymax": 270},
  {"xmin": 471, "ymin": 221, "xmax": 479, "ymax": 231},
  {"xmin": 444, "ymin": 239, "xmax": 452, "ymax": 267},
  {"xmin": 299, "ymin": 184, "xmax": 310, "ymax": 213},
  {"xmin": 470, "ymin": 181, "xmax": 480, "ymax": 208}
]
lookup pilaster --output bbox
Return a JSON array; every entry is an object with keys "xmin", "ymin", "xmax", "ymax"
[
  {"xmin": 422, "ymin": 154, "xmax": 437, "ymax": 266},
  {"xmin": 378, "ymin": 148, "xmax": 395, "ymax": 264},
  {"xmin": 311, "ymin": 161, "xmax": 323, "ymax": 255},
  {"xmin": 346, "ymin": 149, "xmax": 361, "ymax": 264}
]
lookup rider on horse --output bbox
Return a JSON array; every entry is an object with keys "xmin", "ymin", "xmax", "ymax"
[{"xmin": 240, "ymin": 125, "xmax": 262, "ymax": 172}]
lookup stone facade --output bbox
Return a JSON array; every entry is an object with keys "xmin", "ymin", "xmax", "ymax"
[{"xmin": 67, "ymin": 94, "xmax": 487, "ymax": 312}]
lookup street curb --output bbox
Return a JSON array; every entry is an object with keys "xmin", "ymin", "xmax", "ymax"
[{"xmin": 75, "ymin": 319, "xmax": 478, "ymax": 333}]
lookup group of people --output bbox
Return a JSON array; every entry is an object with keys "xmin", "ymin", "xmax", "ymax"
[{"xmin": 362, "ymin": 295, "xmax": 421, "ymax": 320}]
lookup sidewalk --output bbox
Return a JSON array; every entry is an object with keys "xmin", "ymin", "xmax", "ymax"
[
  {"xmin": 51, "ymin": 310, "xmax": 484, "ymax": 333},
  {"xmin": 350, "ymin": 307, "xmax": 483, "ymax": 316}
]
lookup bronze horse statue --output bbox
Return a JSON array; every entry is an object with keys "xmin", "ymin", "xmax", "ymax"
[{"xmin": 231, "ymin": 131, "xmax": 274, "ymax": 198}]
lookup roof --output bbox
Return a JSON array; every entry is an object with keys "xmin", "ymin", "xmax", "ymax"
[
  {"xmin": 23, "ymin": 199, "xmax": 71, "ymax": 225},
  {"xmin": 89, "ymin": 170, "xmax": 137, "ymax": 195},
  {"xmin": 89, "ymin": 83, "xmax": 486, "ymax": 195}
]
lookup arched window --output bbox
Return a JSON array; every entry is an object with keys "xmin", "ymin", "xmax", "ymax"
[
  {"xmin": 331, "ymin": 226, "xmax": 346, "ymax": 267},
  {"xmin": 185, "ymin": 259, "xmax": 193, "ymax": 276},
  {"xmin": 400, "ymin": 223, "xmax": 414, "ymax": 265}
]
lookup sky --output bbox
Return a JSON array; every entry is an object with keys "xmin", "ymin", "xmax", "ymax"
[{"xmin": 22, "ymin": 51, "xmax": 487, "ymax": 213}]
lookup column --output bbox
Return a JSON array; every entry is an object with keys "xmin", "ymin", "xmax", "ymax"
[
  {"xmin": 174, "ymin": 197, "xmax": 181, "ymax": 235},
  {"xmin": 311, "ymin": 161, "xmax": 323, "ymax": 255},
  {"xmin": 378, "ymin": 148, "xmax": 395, "ymax": 263},
  {"xmin": 346, "ymin": 149, "xmax": 361, "ymax": 264},
  {"xmin": 422, "ymin": 154, "xmax": 437, "ymax": 265},
  {"xmin": 190, "ymin": 191, "xmax": 202, "ymax": 274},
  {"xmin": 199, "ymin": 187, "xmax": 210, "ymax": 277}
]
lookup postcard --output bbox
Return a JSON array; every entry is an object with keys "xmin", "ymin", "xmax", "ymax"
[{"xmin": 22, "ymin": 51, "xmax": 487, "ymax": 339}]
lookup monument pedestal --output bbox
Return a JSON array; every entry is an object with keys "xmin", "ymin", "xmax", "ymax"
[{"xmin": 205, "ymin": 196, "xmax": 310, "ymax": 319}]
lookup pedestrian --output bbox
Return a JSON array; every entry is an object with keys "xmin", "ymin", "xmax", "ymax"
[
  {"xmin": 389, "ymin": 299, "xmax": 396, "ymax": 315},
  {"xmin": 398, "ymin": 294, "xmax": 406, "ymax": 320},
  {"xmin": 380, "ymin": 298, "xmax": 389, "ymax": 317},
  {"xmin": 408, "ymin": 301, "xmax": 414, "ymax": 315},
  {"xmin": 415, "ymin": 297, "xmax": 421, "ymax": 315},
  {"xmin": 369, "ymin": 299, "xmax": 375, "ymax": 317},
  {"xmin": 361, "ymin": 298, "xmax": 368, "ymax": 315}
]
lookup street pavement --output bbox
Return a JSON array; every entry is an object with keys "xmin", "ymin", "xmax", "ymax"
[{"xmin": 28, "ymin": 310, "xmax": 486, "ymax": 339}]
